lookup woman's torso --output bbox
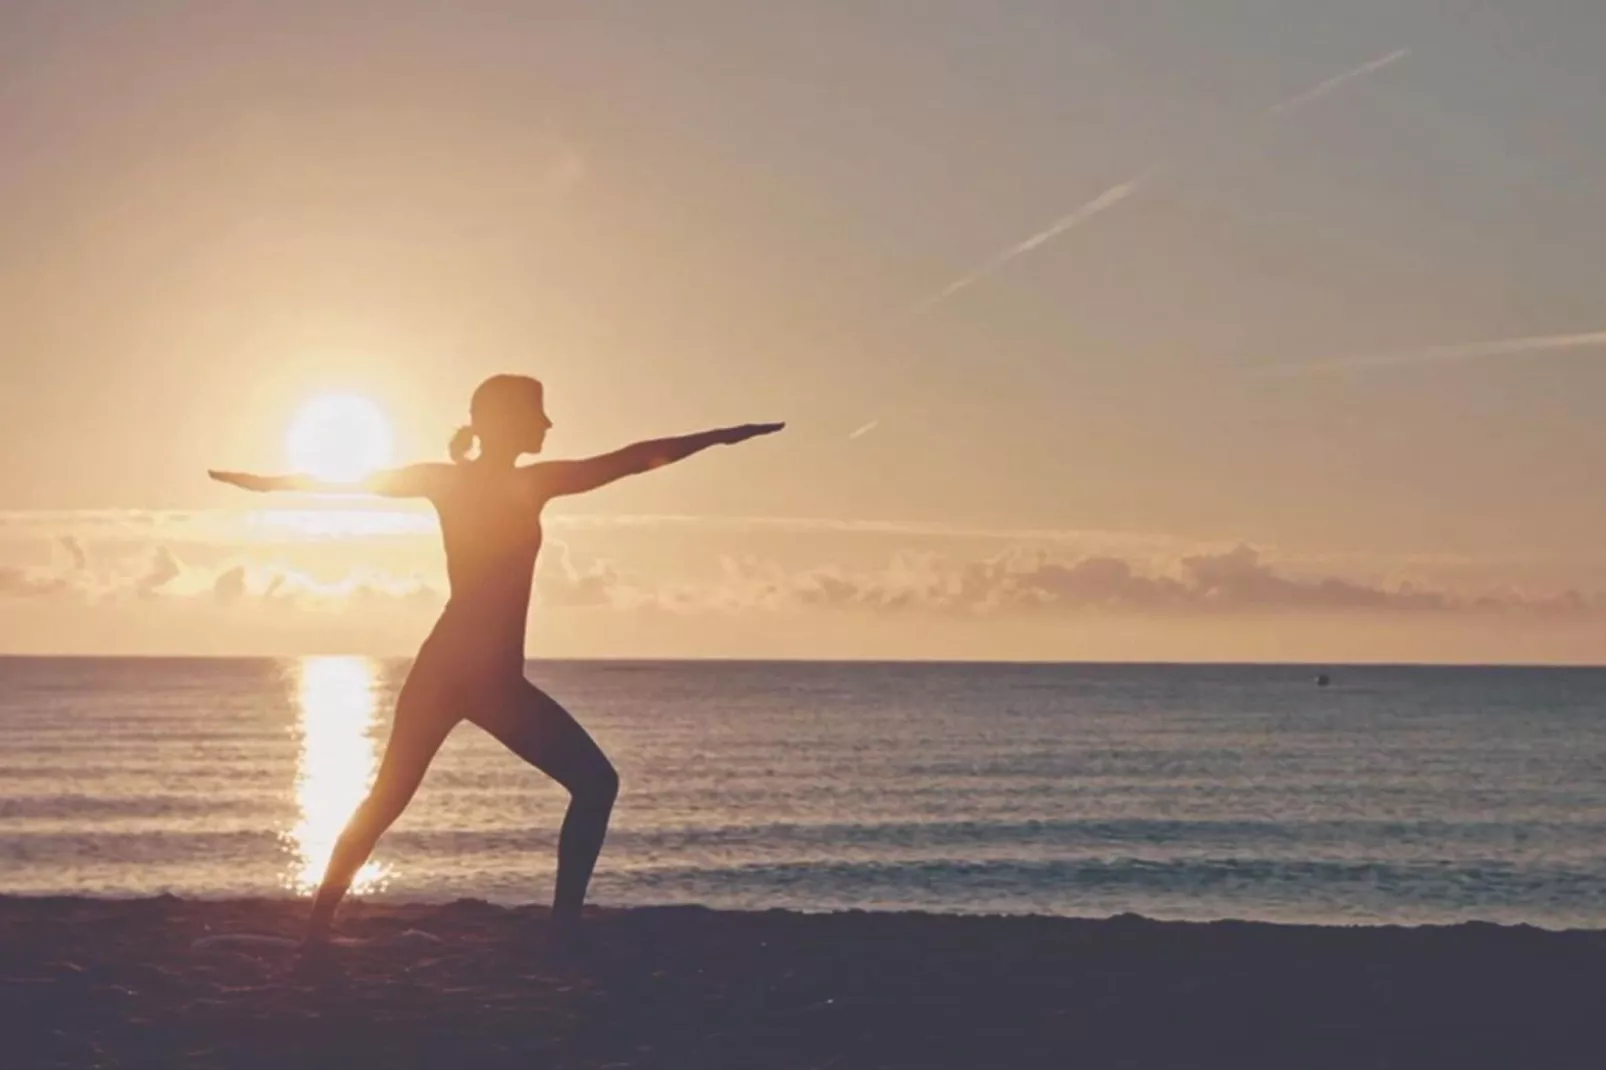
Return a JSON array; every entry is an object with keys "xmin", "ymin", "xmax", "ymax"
[{"xmin": 418, "ymin": 465, "xmax": 545, "ymax": 677}]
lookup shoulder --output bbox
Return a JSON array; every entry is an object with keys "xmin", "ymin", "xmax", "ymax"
[
  {"xmin": 401, "ymin": 462, "xmax": 458, "ymax": 487},
  {"xmin": 513, "ymin": 461, "xmax": 569, "ymax": 501},
  {"xmin": 514, "ymin": 459, "xmax": 579, "ymax": 482}
]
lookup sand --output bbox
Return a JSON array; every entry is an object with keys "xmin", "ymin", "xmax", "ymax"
[{"xmin": 5, "ymin": 897, "xmax": 1605, "ymax": 1069}]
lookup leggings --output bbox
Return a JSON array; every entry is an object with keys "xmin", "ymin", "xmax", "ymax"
[{"xmin": 306, "ymin": 662, "xmax": 619, "ymax": 935}]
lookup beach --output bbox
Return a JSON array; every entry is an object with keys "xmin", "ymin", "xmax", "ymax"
[{"xmin": 6, "ymin": 897, "xmax": 1605, "ymax": 1069}]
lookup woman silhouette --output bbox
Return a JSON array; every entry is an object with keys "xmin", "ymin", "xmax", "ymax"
[{"xmin": 211, "ymin": 374, "xmax": 782, "ymax": 952}]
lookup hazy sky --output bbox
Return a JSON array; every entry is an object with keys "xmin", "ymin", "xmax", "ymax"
[{"xmin": 4, "ymin": 1, "xmax": 1606, "ymax": 660}]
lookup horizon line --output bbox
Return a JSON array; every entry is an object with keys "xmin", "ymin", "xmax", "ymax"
[{"xmin": 3, "ymin": 652, "xmax": 1603, "ymax": 671}]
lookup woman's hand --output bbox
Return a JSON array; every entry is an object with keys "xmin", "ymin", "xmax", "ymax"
[
  {"xmin": 716, "ymin": 423, "xmax": 785, "ymax": 446},
  {"xmin": 208, "ymin": 470, "xmax": 276, "ymax": 493}
]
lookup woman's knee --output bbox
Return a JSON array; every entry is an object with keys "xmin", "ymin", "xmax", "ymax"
[{"xmin": 575, "ymin": 759, "xmax": 619, "ymax": 808}]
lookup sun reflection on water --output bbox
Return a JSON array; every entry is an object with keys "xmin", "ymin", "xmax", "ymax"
[{"xmin": 282, "ymin": 656, "xmax": 389, "ymax": 895}]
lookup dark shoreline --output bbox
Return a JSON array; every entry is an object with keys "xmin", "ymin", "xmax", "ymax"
[{"xmin": 6, "ymin": 896, "xmax": 1606, "ymax": 1068}]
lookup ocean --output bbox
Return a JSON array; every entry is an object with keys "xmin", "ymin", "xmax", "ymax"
[{"xmin": 2, "ymin": 657, "xmax": 1604, "ymax": 928}]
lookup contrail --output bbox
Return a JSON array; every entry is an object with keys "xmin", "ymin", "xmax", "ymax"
[
  {"xmin": 908, "ymin": 171, "xmax": 1155, "ymax": 314},
  {"xmin": 847, "ymin": 420, "xmax": 880, "ymax": 440},
  {"xmin": 1265, "ymin": 329, "xmax": 1606, "ymax": 377},
  {"xmin": 912, "ymin": 48, "xmax": 1411, "ymax": 317},
  {"xmin": 1266, "ymin": 48, "xmax": 1411, "ymax": 117}
]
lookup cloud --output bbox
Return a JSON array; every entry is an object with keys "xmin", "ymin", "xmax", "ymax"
[
  {"xmin": 4, "ymin": 533, "xmax": 1598, "ymax": 621},
  {"xmin": 2, "ymin": 514, "xmax": 1603, "ymax": 638},
  {"xmin": 0, "ymin": 566, "xmax": 71, "ymax": 598},
  {"xmin": 58, "ymin": 536, "xmax": 88, "ymax": 572},
  {"xmin": 212, "ymin": 565, "xmax": 248, "ymax": 604},
  {"xmin": 0, "ymin": 541, "xmax": 442, "ymax": 614},
  {"xmin": 535, "ymin": 540, "xmax": 633, "ymax": 609},
  {"xmin": 647, "ymin": 544, "xmax": 1602, "ymax": 620},
  {"xmin": 1177, "ymin": 544, "xmax": 1450, "ymax": 612},
  {"xmin": 0, "ymin": 507, "xmax": 438, "ymax": 545},
  {"xmin": 0, "ymin": 535, "xmax": 94, "ymax": 598},
  {"xmin": 0, "ymin": 506, "xmax": 1214, "ymax": 558},
  {"xmin": 136, "ymin": 547, "xmax": 182, "ymax": 598},
  {"xmin": 243, "ymin": 564, "xmax": 440, "ymax": 610},
  {"xmin": 755, "ymin": 550, "xmax": 1187, "ymax": 616},
  {"xmin": 848, "ymin": 420, "xmax": 880, "ymax": 440},
  {"xmin": 0, "ymin": 510, "xmax": 198, "ymax": 538}
]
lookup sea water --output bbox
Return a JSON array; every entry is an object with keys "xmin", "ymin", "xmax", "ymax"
[{"xmin": 3, "ymin": 657, "xmax": 1604, "ymax": 927}]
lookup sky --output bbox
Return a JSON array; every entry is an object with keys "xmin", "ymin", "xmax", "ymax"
[{"xmin": 4, "ymin": 0, "xmax": 1606, "ymax": 661}]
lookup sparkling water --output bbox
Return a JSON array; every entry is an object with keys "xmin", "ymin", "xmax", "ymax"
[{"xmin": 3, "ymin": 657, "xmax": 1604, "ymax": 927}]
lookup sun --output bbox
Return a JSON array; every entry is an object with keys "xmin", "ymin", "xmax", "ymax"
[{"xmin": 285, "ymin": 394, "xmax": 394, "ymax": 484}]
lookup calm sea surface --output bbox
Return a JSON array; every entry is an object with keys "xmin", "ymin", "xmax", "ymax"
[{"xmin": 3, "ymin": 658, "xmax": 1605, "ymax": 927}]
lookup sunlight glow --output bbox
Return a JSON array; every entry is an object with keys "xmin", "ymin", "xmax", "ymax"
[
  {"xmin": 241, "ymin": 507, "xmax": 437, "ymax": 540},
  {"xmin": 285, "ymin": 394, "xmax": 394, "ymax": 484},
  {"xmin": 282, "ymin": 656, "xmax": 389, "ymax": 895}
]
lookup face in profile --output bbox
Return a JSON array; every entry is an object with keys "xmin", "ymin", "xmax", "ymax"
[
  {"xmin": 512, "ymin": 388, "xmax": 552, "ymax": 456},
  {"xmin": 526, "ymin": 395, "xmax": 558, "ymax": 453}
]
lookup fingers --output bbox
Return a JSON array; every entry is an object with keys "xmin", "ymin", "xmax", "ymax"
[
  {"xmin": 209, "ymin": 470, "xmax": 265, "ymax": 491},
  {"xmin": 728, "ymin": 422, "xmax": 785, "ymax": 443}
]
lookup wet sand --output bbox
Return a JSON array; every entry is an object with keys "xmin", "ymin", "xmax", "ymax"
[{"xmin": 5, "ymin": 896, "xmax": 1605, "ymax": 1068}]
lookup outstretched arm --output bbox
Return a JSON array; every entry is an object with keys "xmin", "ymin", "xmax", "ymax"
[
  {"xmin": 532, "ymin": 423, "xmax": 784, "ymax": 498},
  {"xmin": 208, "ymin": 463, "xmax": 450, "ymax": 499}
]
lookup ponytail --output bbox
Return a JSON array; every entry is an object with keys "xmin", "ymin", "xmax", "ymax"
[{"xmin": 448, "ymin": 425, "xmax": 478, "ymax": 464}]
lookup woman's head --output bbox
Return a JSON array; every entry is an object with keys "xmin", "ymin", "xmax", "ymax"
[{"xmin": 449, "ymin": 374, "xmax": 552, "ymax": 463}]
